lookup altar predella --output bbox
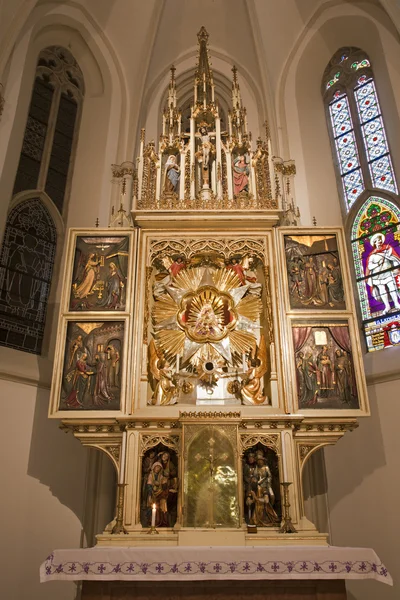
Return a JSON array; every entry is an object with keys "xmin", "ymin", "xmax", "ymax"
[{"xmin": 49, "ymin": 28, "xmax": 369, "ymax": 545}]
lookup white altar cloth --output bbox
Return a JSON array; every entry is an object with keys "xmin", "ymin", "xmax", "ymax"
[{"xmin": 40, "ymin": 545, "xmax": 392, "ymax": 585}]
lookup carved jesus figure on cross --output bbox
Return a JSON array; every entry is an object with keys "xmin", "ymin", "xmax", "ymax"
[{"xmin": 196, "ymin": 124, "xmax": 216, "ymax": 170}]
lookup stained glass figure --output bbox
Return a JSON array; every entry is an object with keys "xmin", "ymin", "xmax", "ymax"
[
  {"xmin": 0, "ymin": 198, "xmax": 57, "ymax": 353},
  {"xmin": 351, "ymin": 197, "xmax": 400, "ymax": 351}
]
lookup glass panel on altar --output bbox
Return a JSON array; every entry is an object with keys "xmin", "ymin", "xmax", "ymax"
[{"xmin": 183, "ymin": 424, "xmax": 239, "ymax": 527}]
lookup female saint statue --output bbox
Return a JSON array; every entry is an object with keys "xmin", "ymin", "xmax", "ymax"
[
  {"xmin": 233, "ymin": 155, "xmax": 249, "ymax": 196},
  {"xmin": 163, "ymin": 155, "xmax": 180, "ymax": 193}
]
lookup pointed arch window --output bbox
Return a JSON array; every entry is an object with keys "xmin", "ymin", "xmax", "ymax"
[
  {"xmin": 13, "ymin": 46, "xmax": 84, "ymax": 215},
  {"xmin": 323, "ymin": 48, "xmax": 397, "ymax": 211},
  {"xmin": 0, "ymin": 46, "xmax": 84, "ymax": 354},
  {"xmin": 351, "ymin": 197, "xmax": 400, "ymax": 351}
]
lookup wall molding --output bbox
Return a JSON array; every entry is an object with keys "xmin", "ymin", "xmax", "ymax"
[
  {"xmin": 366, "ymin": 369, "xmax": 400, "ymax": 387},
  {"xmin": 0, "ymin": 369, "xmax": 51, "ymax": 390}
]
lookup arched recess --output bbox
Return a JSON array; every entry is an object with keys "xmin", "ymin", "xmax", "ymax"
[
  {"xmin": 0, "ymin": 3, "xmax": 128, "ymax": 238},
  {"xmin": 140, "ymin": 50, "xmax": 266, "ymax": 153},
  {"xmin": 300, "ymin": 446, "xmax": 330, "ymax": 537},
  {"xmin": 0, "ymin": 4, "xmax": 128, "ymax": 371},
  {"xmin": 279, "ymin": 4, "xmax": 400, "ymax": 226}
]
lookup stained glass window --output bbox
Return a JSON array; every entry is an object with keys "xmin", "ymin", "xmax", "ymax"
[
  {"xmin": 323, "ymin": 48, "xmax": 398, "ymax": 213},
  {"xmin": 354, "ymin": 78, "xmax": 397, "ymax": 194},
  {"xmin": 0, "ymin": 47, "xmax": 84, "ymax": 354},
  {"xmin": 13, "ymin": 46, "xmax": 84, "ymax": 215},
  {"xmin": 328, "ymin": 93, "xmax": 364, "ymax": 208},
  {"xmin": 351, "ymin": 197, "xmax": 400, "ymax": 351},
  {"xmin": 0, "ymin": 198, "xmax": 57, "ymax": 354}
]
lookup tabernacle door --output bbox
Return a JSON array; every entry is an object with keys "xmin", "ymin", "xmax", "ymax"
[{"xmin": 183, "ymin": 423, "xmax": 239, "ymax": 528}]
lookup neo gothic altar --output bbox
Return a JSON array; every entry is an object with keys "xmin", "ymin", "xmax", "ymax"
[{"xmin": 48, "ymin": 28, "xmax": 371, "ymax": 550}]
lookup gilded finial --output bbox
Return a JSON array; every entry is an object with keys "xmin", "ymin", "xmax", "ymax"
[
  {"xmin": 95, "ymin": 217, "xmax": 99, "ymax": 228},
  {"xmin": 197, "ymin": 26, "xmax": 209, "ymax": 43},
  {"xmin": 312, "ymin": 216, "xmax": 317, "ymax": 226},
  {"xmin": 232, "ymin": 65, "xmax": 238, "ymax": 84},
  {"xmin": 170, "ymin": 65, "xmax": 176, "ymax": 84},
  {"xmin": 264, "ymin": 120, "xmax": 270, "ymax": 142}
]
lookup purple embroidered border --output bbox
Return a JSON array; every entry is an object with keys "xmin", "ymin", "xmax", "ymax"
[{"xmin": 44, "ymin": 554, "xmax": 388, "ymax": 579}]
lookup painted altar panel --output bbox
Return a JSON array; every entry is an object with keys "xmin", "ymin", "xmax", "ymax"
[
  {"xmin": 287, "ymin": 316, "xmax": 369, "ymax": 415},
  {"xmin": 68, "ymin": 235, "xmax": 130, "ymax": 311},
  {"xmin": 291, "ymin": 322, "xmax": 359, "ymax": 410},
  {"xmin": 62, "ymin": 229, "xmax": 135, "ymax": 314},
  {"xmin": 49, "ymin": 316, "xmax": 129, "ymax": 416},
  {"xmin": 282, "ymin": 233, "xmax": 346, "ymax": 311},
  {"xmin": 59, "ymin": 320, "xmax": 125, "ymax": 411}
]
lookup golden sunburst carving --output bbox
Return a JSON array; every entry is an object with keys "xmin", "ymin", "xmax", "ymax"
[
  {"xmin": 177, "ymin": 286, "xmax": 237, "ymax": 343},
  {"xmin": 152, "ymin": 264, "xmax": 262, "ymax": 368}
]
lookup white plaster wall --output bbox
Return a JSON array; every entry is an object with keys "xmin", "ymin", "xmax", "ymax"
[
  {"xmin": 0, "ymin": 379, "xmax": 88, "ymax": 600},
  {"xmin": 324, "ymin": 378, "xmax": 400, "ymax": 597}
]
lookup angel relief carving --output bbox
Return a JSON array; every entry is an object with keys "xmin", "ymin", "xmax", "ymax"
[
  {"xmin": 148, "ymin": 340, "xmax": 178, "ymax": 406},
  {"xmin": 241, "ymin": 335, "xmax": 268, "ymax": 405},
  {"xmin": 147, "ymin": 249, "xmax": 270, "ymax": 406}
]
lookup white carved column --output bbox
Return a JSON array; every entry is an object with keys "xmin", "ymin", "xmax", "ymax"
[
  {"xmin": 190, "ymin": 116, "xmax": 196, "ymax": 199},
  {"xmin": 215, "ymin": 116, "xmax": 222, "ymax": 199},
  {"xmin": 137, "ymin": 128, "xmax": 145, "ymax": 201},
  {"xmin": 179, "ymin": 151, "xmax": 185, "ymax": 200},
  {"xmin": 123, "ymin": 429, "xmax": 142, "ymax": 530},
  {"xmin": 155, "ymin": 151, "xmax": 162, "ymax": 201},
  {"xmin": 226, "ymin": 150, "xmax": 233, "ymax": 200}
]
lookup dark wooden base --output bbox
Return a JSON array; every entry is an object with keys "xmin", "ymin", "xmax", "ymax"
[{"xmin": 82, "ymin": 579, "xmax": 347, "ymax": 600}]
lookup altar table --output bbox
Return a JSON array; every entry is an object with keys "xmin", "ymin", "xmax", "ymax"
[{"xmin": 40, "ymin": 545, "xmax": 392, "ymax": 589}]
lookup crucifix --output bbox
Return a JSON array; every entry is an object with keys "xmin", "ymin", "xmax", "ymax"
[{"xmin": 195, "ymin": 124, "xmax": 216, "ymax": 191}]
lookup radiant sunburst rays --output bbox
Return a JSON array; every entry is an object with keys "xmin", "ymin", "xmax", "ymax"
[{"xmin": 151, "ymin": 265, "xmax": 262, "ymax": 369}]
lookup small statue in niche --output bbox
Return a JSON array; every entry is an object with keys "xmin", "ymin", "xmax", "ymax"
[
  {"xmin": 244, "ymin": 449, "xmax": 280, "ymax": 527},
  {"xmin": 142, "ymin": 447, "xmax": 178, "ymax": 528},
  {"xmin": 163, "ymin": 155, "xmax": 180, "ymax": 194},
  {"xmin": 148, "ymin": 340, "xmax": 178, "ymax": 405},
  {"xmin": 232, "ymin": 155, "xmax": 249, "ymax": 196},
  {"xmin": 241, "ymin": 335, "xmax": 268, "ymax": 405}
]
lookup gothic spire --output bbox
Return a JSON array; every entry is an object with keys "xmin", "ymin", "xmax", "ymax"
[{"xmin": 194, "ymin": 26, "xmax": 215, "ymax": 109}]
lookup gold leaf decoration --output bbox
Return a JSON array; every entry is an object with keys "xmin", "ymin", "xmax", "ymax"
[
  {"xmin": 76, "ymin": 322, "xmax": 104, "ymax": 335},
  {"xmin": 156, "ymin": 329, "xmax": 186, "ymax": 358},
  {"xmin": 173, "ymin": 267, "xmax": 204, "ymax": 292},
  {"xmin": 212, "ymin": 268, "xmax": 241, "ymax": 292},
  {"xmin": 228, "ymin": 330, "xmax": 257, "ymax": 356},
  {"xmin": 152, "ymin": 295, "xmax": 178, "ymax": 323},
  {"xmin": 236, "ymin": 295, "xmax": 263, "ymax": 321}
]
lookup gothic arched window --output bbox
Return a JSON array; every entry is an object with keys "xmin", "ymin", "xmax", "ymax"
[
  {"xmin": 351, "ymin": 197, "xmax": 400, "ymax": 352},
  {"xmin": 322, "ymin": 48, "xmax": 397, "ymax": 212},
  {"xmin": 13, "ymin": 46, "xmax": 84, "ymax": 215},
  {"xmin": 0, "ymin": 46, "xmax": 84, "ymax": 354},
  {"xmin": 0, "ymin": 198, "xmax": 57, "ymax": 353}
]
